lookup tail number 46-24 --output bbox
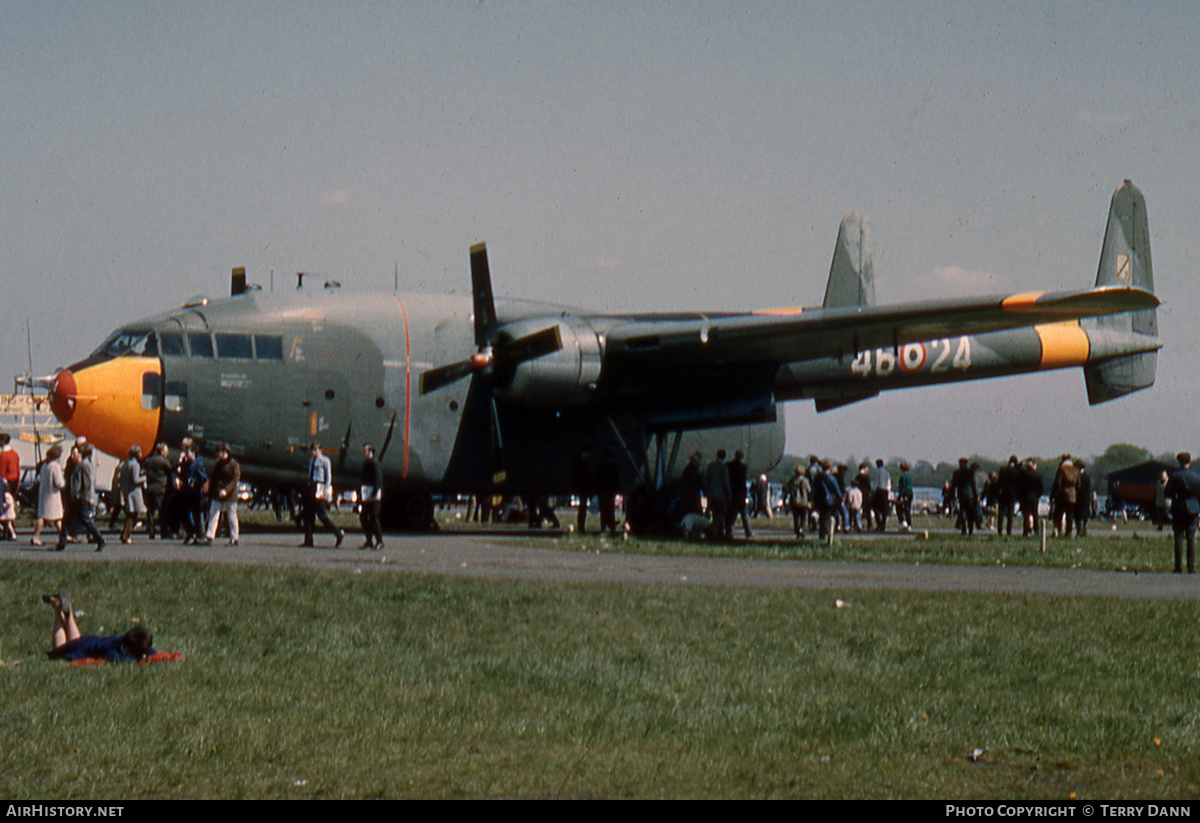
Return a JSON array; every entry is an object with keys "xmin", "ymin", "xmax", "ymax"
[{"xmin": 850, "ymin": 337, "xmax": 971, "ymax": 378}]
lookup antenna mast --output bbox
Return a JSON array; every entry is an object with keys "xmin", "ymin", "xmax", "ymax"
[{"xmin": 25, "ymin": 317, "xmax": 41, "ymax": 464}]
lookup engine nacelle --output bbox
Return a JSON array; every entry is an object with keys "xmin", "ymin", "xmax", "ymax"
[{"xmin": 495, "ymin": 317, "xmax": 603, "ymax": 407}]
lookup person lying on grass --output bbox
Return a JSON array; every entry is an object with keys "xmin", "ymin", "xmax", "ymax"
[{"xmin": 43, "ymin": 588, "xmax": 156, "ymax": 663}]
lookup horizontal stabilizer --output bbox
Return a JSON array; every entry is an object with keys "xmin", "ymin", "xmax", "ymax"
[{"xmin": 1085, "ymin": 352, "xmax": 1156, "ymax": 405}]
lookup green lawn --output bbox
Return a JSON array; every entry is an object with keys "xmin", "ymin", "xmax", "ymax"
[
  {"xmin": 1, "ymin": 559, "xmax": 1197, "ymax": 799},
  {"xmin": 487, "ymin": 513, "xmax": 1182, "ymax": 573}
]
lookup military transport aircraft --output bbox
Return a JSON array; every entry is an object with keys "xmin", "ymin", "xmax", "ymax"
[{"xmin": 46, "ymin": 180, "xmax": 1159, "ymax": 530}]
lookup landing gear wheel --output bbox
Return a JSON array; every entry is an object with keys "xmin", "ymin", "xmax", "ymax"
[{"xmin": 625, "ymin": 484, "xmax": 685, "ymax": 537}]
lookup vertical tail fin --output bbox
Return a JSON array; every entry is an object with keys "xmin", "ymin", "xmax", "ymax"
[
  {"xmin": 816, "ymin": 212, "xmax": 879, "ymax": 410},
  {"xmin": 822, "ymin": 212, "xmax": 876, "ymax": 309},
  {"xmin": 1082, "ymin": 180, "xmax": 1158, "ymax": 404}
]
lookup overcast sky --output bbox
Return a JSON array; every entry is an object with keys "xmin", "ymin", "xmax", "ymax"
[{"xmin": 2, "ymin": 1, "xmax": 1197, "ymax": 464}]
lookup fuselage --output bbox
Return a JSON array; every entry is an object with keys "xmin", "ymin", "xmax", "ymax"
[{"xmin": 48, "ymin": 284, "xmax": 788, "ymax": 496}]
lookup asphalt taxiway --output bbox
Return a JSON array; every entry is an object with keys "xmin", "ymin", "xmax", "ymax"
[{"xmin": 7, "ymin": 529, "xmax": 1198, "ymax": 601}]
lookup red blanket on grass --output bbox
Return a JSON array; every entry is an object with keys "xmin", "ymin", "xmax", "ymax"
[{"xmin": 67, "ymin": 652, "xmax": 182, "ymax": 667}]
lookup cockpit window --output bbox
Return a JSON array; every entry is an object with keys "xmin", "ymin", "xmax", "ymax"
[
  {"xmin": 188, "ymin": 332, "xmax": 214, "ymax": 358},
  {"xmin": 95, "ymin": 329, "xmax": 156, "ymax": 358},
  {"xmin": 158, "ymin": 332, "xmax": 186, "ymax": 357},
  {"xmin": 215, "ymin": 333, "xmax": 253, "ymax": 360}
]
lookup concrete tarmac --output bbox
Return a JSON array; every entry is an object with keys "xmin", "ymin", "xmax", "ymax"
[{"xmin": 7, "ymin": 528, "xmax": 1199, "ymax": 601}]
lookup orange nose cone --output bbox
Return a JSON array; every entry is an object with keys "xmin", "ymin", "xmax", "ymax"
[
  {"xmin": 49, "ymin": 369, "xmax": 78, "ymax": 423},
  {"xmin": 51, "ymin": 358, "xmax": 161, "ymax": 458}
]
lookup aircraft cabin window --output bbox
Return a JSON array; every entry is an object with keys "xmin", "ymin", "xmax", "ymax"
[
  {"xmin": 215, "ymin": 333, "xmax": 253, "ymax": 360},
  {"xmin": 253, "ymin": 335, "xmax": 284, "ymax": 361},
  {"xmin": 165, "ymin": 380, "xmax": 187, "ymax": 413},
  {"xmin": 188, "ymin": 333, "xmax": 214, "ymax": 358},
  {"xmin": 158, "ymin": 332, "xmax": 186, "ymax": 357},
  {"xmin": 141, "ymin": 373, "xmax": 161, "ymax": 411}
]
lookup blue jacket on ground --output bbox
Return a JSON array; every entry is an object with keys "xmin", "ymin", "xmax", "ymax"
[{"xmin": 47, "ymin": 634, "xmax": 156, "ymax": 663}]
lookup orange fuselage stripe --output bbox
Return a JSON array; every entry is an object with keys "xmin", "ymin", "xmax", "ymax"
[{"xmin": 1035, "ymin": 322, "xmax": 1090, "ymax": 370}]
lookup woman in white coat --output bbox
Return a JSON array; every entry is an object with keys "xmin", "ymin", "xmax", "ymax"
[
  {"xmin": 32, "ymin": 444, "xmax": 65, "ymax": 547},
  {"xmin": 119, "ymin": 445, "xmax": 147, "ymax": 544}
]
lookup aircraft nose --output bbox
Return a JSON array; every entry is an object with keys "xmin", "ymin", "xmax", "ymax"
[
  {"xmin": 49, "ymin": 358, "xmax": 161, "ymax": 457},
  {"xmin": 49, "ymin": 369, "xmax": 78, "ymax": 423}
]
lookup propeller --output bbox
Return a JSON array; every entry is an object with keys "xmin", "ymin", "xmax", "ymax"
[
  {"xmin": 418, "ymin": 243, "xmax": 565, "ymax": 485},
  {"xmin": 418, "ymin": 243, "xmax": 563, "ymax": 395}
]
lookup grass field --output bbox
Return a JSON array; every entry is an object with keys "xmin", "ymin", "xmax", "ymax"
[
  {"xmin": 2, "ymin": 557, "xmax": 1198, "ymax": 799},
  {"xmin": 440, "ymin": 509, "xmax": 1183, "ymax": 573}
]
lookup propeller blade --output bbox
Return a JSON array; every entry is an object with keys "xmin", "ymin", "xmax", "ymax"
[
  {"xmin": 470, "ymin": 242, "xmax": 498, "ymax": 348},
  {"xmin": 494, "ymin": 325, "xmax": 563, "ymax": 367},
  {"xmin": 418, "ymin": 360, "xmax": 476, "ymax": 395},
  {"xmin": 419, "ymin": 350, "xmax": 496, "ymax": 395},
  {"xmin": 420, "ymin": 245, "xmax": 563, "ymax": 397},
  {"xmin": 488, "ymin": 394, "xmax": 507, "ymax": 485}
]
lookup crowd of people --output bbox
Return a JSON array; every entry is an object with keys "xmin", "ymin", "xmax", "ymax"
[
  {"xmin": 464, "ymin": 446, "xmax": 768, "ymax": 539},
  {"xmin": 781, "ymin": 456, "xmax": 915, "ymax": 540},
  {"xmin": 9, "ymin": 435, "xmax": 376, "ymax": 551},
  {"xmin": 775, "ymin": 453, "xmax": 1105, "ymax": 541},
  {"xmin": 6, "ymin": 430, "xmax": 1200, "ymax": 569},
  {"xmin": 15, "ymin": 436, "xmax": 223, "ymax": 552}
]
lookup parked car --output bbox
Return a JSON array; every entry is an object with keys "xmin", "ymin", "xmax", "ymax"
[{"xmin": 17, "ymin": 466, "xmax": 39, "ymax": 510}]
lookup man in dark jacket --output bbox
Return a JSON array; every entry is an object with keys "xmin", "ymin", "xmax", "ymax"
[
  {"xmin": 996, "ymin": 456, "xmax": 1020, "ymax": 536},
  {"xmin": 680, "ymin": 453, "xmax": 704, "ymax": 517},
  {"xmin": 951, "ymin": 458, "xmax": 979, "ymax": 536},
  {"xmin": 725, "ymin": 450, "xmax": 752, "ymax": 539},
  {"xmin": 359, "ymin": 443, "xmax": 384, "ymax": 549},
  {"xmin": 1074, "ymin": 461, "xmax": 1093, "ymax": 537},
  {"xmin": 813, "ymin": 461, "xmax": 844, "ymax": 540},
  {"xmin": 1018, "ymin": 458, "xmax": 1044, "ymax": 537},
  {"xmin": 142, "ymin": 442, "xmax": 172, "ymax": 540},
  {"xmin": 56, "ymin": 443, "xmax": 105, "ymax": 552},
  {"xmin": 1164, "ymin": 452, "xmax": 1200, "ymax": 573}
]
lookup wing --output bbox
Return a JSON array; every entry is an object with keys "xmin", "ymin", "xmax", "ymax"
[{"xmin": 600, "ymin": 286, "xmax": 1158, "ymax": 367}]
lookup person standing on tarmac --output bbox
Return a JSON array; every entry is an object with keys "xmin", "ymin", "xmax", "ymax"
[
  {"xmin": 203, "ymin": 443, "xmax": 241, "ymax": 546},
  {"xmin": 358, "ymin": 443, "xmax": 384, "ymax": 550},
  {"xmin": 571, "ymin": 446, "xmax": 593, "ymax": 534},
  {"xmin": 726, "ymin": 450, "xmax": 753, "ymax": 539},
  {"xmin": 1164, "ymin": 452, "xmax": 1200, "ymax": 574},
  {"xmin": 704, "ymin": 450, "xmax": 732, "ymax": 539},
  {"xmin": 302, "ymin": 442, "xmax": 344, "ymax": 548}
]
